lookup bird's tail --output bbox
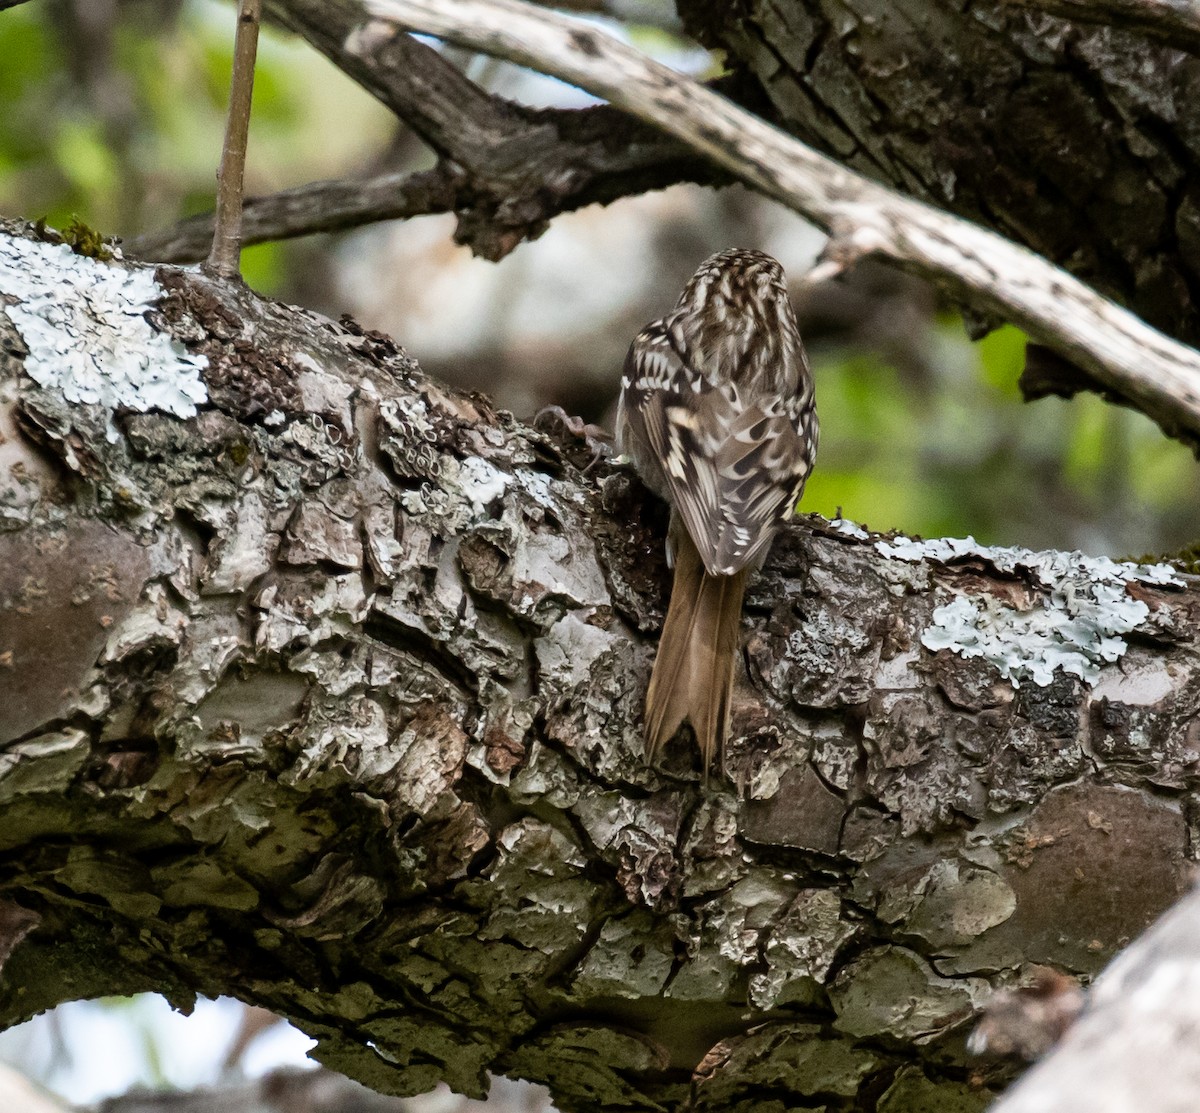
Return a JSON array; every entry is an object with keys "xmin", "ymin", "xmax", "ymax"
[{"xmin": 644, "ymin": 529, "xmax": 748, "ymax": 777}]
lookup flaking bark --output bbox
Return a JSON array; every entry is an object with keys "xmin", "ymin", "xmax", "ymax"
[{"xmin": 1, "ymin": 223, "xmax": 1199, "ymax": 1112}]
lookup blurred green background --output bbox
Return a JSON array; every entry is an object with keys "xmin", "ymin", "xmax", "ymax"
[{"xmin": 2, "ymin": 0, "xmax": 1197, "ymax": 563}]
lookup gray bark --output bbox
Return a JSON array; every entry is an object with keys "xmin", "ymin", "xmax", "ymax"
[{"xmin": 1, "ymin": 223, "xmax": 1199, "ymax": 1112}]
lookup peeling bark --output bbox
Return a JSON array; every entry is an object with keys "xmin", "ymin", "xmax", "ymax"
[{"xmin": 2, "ymin": 222, "xmax": 1200, "ymax": 1112}]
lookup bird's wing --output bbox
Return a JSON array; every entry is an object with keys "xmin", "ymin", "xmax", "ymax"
[{"xmin": 622, "ymin": 323, "xmax": 816, "ymax": 576}]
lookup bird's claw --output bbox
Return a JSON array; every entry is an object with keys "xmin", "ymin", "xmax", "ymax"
[{"xmin": 533, "ymin": 404, "xmax": 614, "ymax": 472}]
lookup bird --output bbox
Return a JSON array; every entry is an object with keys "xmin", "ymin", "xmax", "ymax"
[{"xmin": 617, "ymin": 248, "xmax": 818, "ymax": 777}]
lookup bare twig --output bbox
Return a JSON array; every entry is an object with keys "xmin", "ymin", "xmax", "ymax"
[
  {"xmin": 204, "ymin": 0, "xmax": 263, "ymax": 279},
  {"xmin": 361, "ymin": 0, "xmax": 1200, "ymax": 450},
  {"xmin": 1006, "ymin": 0, "xmax": 1200, "ymax": 57},
  {"xmin": 127, "ymin": 168, "xmax": 455, "ymax": 262}
]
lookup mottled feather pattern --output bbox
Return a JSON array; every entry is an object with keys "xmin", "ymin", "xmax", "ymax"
[
  {"xmin": 619, "ymin": 249, "xmax": 818, "ymax": 576},
  {"xmin": 618, "ymin": 248, "xmax": 818, "ymax": 774}
]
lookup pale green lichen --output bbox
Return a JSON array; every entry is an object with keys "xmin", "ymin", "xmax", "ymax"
[
  {"xmin": 875, "ymin": 535, "xmax": 1183, "ymax": 687},
  {"xmin": 0, "ymin": 233, "xmax": 207, "ymax": 439}
]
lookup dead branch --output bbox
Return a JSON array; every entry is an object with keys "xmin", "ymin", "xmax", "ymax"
[{"xmin": 204, "ymin": 0, "xmax": 263, "ymax": 279}]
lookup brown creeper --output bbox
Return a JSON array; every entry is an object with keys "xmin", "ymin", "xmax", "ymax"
[{"xmin": 617, "ymin": 248, "xmax": 818, "ymax": 775}]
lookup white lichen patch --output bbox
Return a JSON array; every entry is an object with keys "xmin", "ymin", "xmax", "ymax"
[
  {"xmin": 876, "ymin": 534, "xmax": 1184, "ymax": 687},
  {"xmin": 829, "ymin": 517, "xmax": 870, "ymax": 540},
  {"xmin": 876, "ymin": 534, "xmax": 1183, "ymax": 587},
  {"xmin": 0, "ymin": 234, "xmax": 207, "ymax": 439},
  {"xmin": 458, "ymin": 455, "xmax": 510, "ymax": 515}
]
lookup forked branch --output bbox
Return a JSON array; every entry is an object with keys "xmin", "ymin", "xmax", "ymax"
[{"xmin": 359, "ymin": 0, "xmax": 1200, "ymax": 451}]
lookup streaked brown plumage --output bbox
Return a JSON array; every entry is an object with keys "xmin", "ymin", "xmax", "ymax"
[{"xmin": 618, "ymin": 248, "xmax": 818, "ymax": 775}]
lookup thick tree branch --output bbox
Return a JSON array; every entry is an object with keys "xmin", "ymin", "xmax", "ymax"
[
  {"xmin": 362, "ymin": 0, "xmax": 1200, "ymax": 453},
  {"xmin": 3, "ymin": 222, "xmax": 1200, "ymax": 1112}
]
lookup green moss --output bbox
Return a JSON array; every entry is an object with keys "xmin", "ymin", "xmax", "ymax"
[
  {"xmin": 62, "ymin": 216, "xmax": 116, "ymax": 261},
  {"xmin": 1123, "ymin": 541, "xmax": 1200, "ymax": 575},
  {"xmin": 30, "ymin": 216, "xmax": 116, "ymax": 261}
]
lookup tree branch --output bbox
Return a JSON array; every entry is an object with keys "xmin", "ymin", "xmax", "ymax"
[
  {"xmin": 204, "ymin": 0, "xmax": 263, "ymax": 279},
  {"xmin": 3, "ymin": 220, "xmax": 1200, "ymax": 1112},
  {"xmin": 359, "ymin": 0, "xmax": 1200, "ymax": 452},
  {"xmin": 132, "ymin": 8, "xmax": 723, "ymax": 263},
  {"xmin": 126, "ymin": 168, "xmax": 456, "ymax": 263}
]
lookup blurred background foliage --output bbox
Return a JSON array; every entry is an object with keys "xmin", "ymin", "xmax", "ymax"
[
  {"xmin": 3, "ymin": 0, "xmax": 1198, "ymax": 560},
  {"xmin": 2, "ymin": 0, "xmax": 1200, "ymax": 1107}
]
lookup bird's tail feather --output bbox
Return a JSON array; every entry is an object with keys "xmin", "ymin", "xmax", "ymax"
[{"xmin": 644, "ymin": 531, "xmax": 748, "ymax": 777}]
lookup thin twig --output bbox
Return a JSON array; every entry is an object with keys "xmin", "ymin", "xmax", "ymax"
[
  {"xmin": 361, "ymin": 0, "xmax": 1200, "ymax": 450},
  {"xmin": 204, "ymin": 0, "xmax": 263, "ymax": 280},
  {"xmin": 127, "ymin": 168, "xmax": 456, "ymax": 263}
]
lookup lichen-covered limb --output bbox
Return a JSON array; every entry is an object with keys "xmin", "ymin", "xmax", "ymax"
[{"xmin": 2, "ymin": 221, "xmax": 1200, "ymax": 1112}]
